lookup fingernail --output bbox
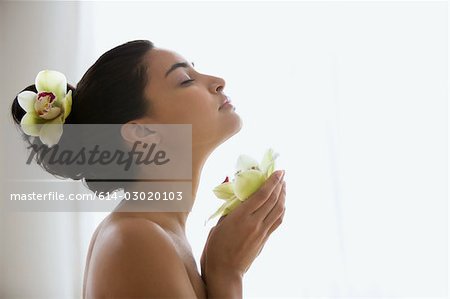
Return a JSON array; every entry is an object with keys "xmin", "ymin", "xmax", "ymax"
[{"xmin": 276, "ymin": 170, "xmax": 285, "ymax": 180}]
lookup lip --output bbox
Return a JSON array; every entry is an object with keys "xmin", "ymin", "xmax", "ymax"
[{"xmin": 219, "ymin": 97, "xmax": 231, "ymax": 110}]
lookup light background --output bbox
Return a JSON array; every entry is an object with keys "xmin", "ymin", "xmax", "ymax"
[{"xmin": 0, "ymin": 1, "xmax": 447, "ymax": 298}]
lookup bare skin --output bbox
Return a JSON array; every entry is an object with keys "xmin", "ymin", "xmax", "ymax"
[{"xmin": 82, "ymin": 47, "xmax": 287, "ymax": 298}]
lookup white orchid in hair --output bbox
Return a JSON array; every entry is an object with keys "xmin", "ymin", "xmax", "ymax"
[
  {"xmin": 206, "ymin": 148, "xmax": 279, "ymax": 224},
  {"xmin": 17, "ymin": 70, "xmax": 72, "ymax": 147}
]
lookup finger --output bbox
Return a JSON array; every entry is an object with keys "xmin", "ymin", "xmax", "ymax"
[
  {"xmin": 240, "ymin": 170, "xmax": 285, "ymax": 214},
  {"xmin": 252, "ymin": 178, "xmax": 284, "ymax": 219},
  {"xmin": 256, "ymin": 240, "xmax": 267, "ymax": 257},
  {"xmin": 263, "ymin": 181, "xmax": 286, "ymax": 227},
  {"xmin": 207, "ymin": 226, "xmax": 215, "ymax": 239},
  {"xmin": 257, "ymin": 209, "xmax": 286, "ymax": 257},
  {"xmin": 204, "ymin": 225, "xmax": 216, "ymax": 247},
  {"xmin": 217, "ymin": 215, "xmax": 226, "ymax": 224},
  {"xmin": 266, "ymin": 208, "xmax": 285, "ymax": 236}
]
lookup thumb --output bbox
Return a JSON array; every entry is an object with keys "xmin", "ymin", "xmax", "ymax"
[
  {"xmin": 206, "ymin": 225, "xmax": 216, "ymax": 243},
  {"xmin": 217, "ymin": 215, "xmax": 226, "ymax": 224}
]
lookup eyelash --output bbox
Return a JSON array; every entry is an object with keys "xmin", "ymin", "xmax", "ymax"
[{"xmin": 181, "ymin": 79, "xmax": 195, "ymax": 85}]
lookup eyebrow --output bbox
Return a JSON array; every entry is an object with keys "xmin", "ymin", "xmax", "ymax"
[{"xmin": 164, "ymin": 61, "xmax": 195, "ymax": 78}]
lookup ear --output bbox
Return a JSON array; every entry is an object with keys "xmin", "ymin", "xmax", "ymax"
[{"xmin": 120, "ymin": 120, "xmax": 162, "ymax": 145}]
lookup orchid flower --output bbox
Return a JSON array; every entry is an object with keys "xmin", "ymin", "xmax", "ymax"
[
  {"xmin": 206, "ymin": 148, "xmax": 279, "ymax": 223},
  {"xmin": 17, "ymin": 70, "xmax": 72, "ymax": 147}
]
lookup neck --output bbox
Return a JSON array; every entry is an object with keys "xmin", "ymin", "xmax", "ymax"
[{"xmin": 115, "ymin": 145, "xmax": 211, "ymax": 237}]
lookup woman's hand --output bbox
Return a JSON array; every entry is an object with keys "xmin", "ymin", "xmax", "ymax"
[{"xmin": 201, "ymin": 169, "xmax": 286, "ymax": 281}]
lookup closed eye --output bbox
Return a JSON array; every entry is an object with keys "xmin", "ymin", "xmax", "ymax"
[{"xmin": 181, "ymin": 79, "xmax": 195, "ymax": 85}]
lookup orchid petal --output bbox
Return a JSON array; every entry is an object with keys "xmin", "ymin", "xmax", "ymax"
[
  {"xmin": 222, "ymin": 196, "xmax": 242, "ymax": 216},
  {"xmin": 212, "ymin": 181, "xmax": 235, "ymax": 200},
  {"xmin": 20, "ymin": 112, "xmax": 45, "ymax": 136},
  {"xmin": 235, "ymin": 154, "xmax": 260, "ymax": 172},
  {"xmin": 39, "ymin": 117, "xmax": 63, "ymax": 147},
  {"xmin": 206, "ymin": 200, "xmax": 230, "ymax": 223},
  {"xmin": 17, "ymin": 91, "xmax": 37, "ymax": 113},
  {"xmin": 35, "ymin": 70, "xmax": 67, "ymax": 102},
  {"xmin": 209, "ymin": 148, "xmax": 280, "ymax": 221},
  {"xmin": 62, "ymin": 90, "xmax": 72, "ymax": 120},
  {"xmin": 39, "ymin": 107, "xmax": 62, "ymax": 120},
  {"xmin": 233, "ymin": 169, "xmax": 266, "ymax": 201},
  {"xmin": 260, "ymin": 148, "xmax": 279, "ymax": 178}
]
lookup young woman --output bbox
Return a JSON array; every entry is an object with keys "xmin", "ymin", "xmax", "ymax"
[{"xmin": 11, "ymin": 40, "xmax": 287, "ymax": 298}]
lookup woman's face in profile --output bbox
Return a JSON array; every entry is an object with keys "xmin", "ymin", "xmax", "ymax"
[{"xmin": 142, "ymin": 47, "xmax": 242, "ymax": 149}]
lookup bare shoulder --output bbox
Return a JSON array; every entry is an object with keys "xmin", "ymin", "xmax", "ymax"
[{"xmin": 85, "ymin": 216, "xmax": 197, "ymax": 298}]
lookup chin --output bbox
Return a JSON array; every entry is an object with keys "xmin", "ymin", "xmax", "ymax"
[
  {"xmin": 220, "ymin": 114, "xmax": 243, "ymax": 144},
  {"xmin": 199, "ymin": 112, "xmax": 243, "ymax": 149},
  {"xmin": 233, "ymin": 114, "xmax": 243, "ymax": 134}
]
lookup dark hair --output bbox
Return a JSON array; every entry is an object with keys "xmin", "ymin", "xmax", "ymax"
[{"xmin": 10, "ymin": 39, "xmax": 155, "ymax": 193}]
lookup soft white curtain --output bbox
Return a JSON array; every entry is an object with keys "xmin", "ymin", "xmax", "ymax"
[{"xmin": 1, "ymin": 2, "xmax": 447, "ymax": 298}]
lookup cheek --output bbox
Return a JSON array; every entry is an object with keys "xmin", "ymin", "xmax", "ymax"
[
  {"xmin": 156, "ymin": 94, "xmax": 217, "ymax": 124},
  {"xmin": 177, "ymin": 91, "xmax": 217, "ymax": 119},
  {"xmin": 179, "ymin": 95, "xmax": 221, "ymax": 139}
]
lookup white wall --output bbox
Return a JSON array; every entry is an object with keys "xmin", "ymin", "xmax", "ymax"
[{"xmin": 0, "ymin": 2, "xmax": 97, "ymax": 298}]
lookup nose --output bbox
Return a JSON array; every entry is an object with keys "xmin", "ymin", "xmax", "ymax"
[{"xmin": 210, "ymin": 76, "xmax": 226, "ymax": 94}]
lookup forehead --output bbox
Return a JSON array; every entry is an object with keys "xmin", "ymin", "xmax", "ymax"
[{"xmin": 146, "ymin": 48, "xmax": 190, "ymax": 80}]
